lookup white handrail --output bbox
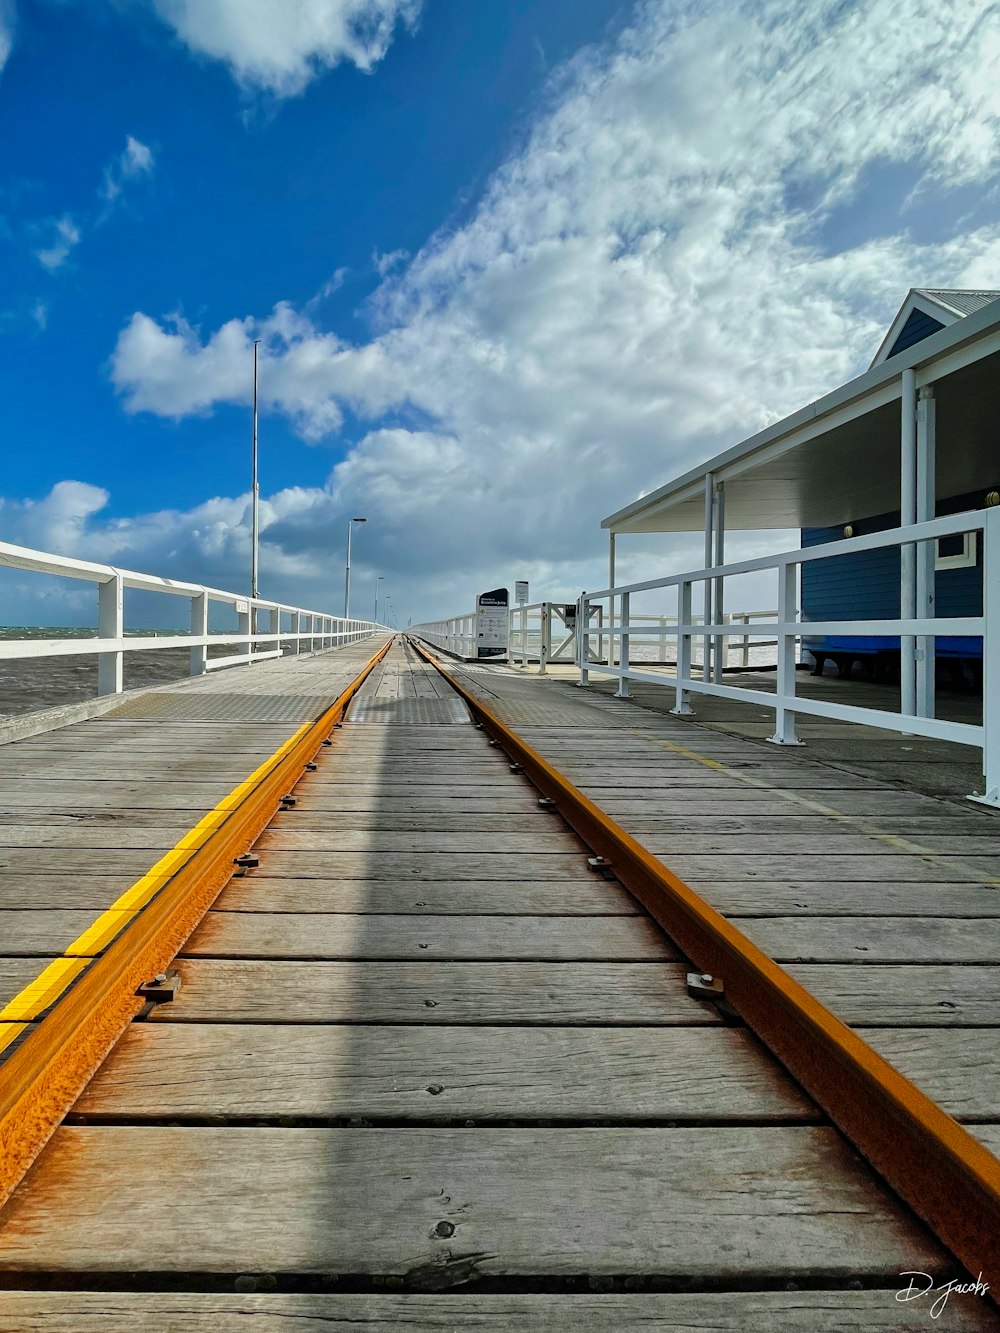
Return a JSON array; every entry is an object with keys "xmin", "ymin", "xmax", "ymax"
[
  {"xmin": 0, "ymin": 538, "xmax": 385, "ymax": 699},
  {"xmin": 577, "ymin": 509, "xmax": 997, "ymax": 807}
]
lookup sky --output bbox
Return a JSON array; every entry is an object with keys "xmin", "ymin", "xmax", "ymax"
[{"xmin": 1, "ymin": 0, "xmax": 998, "ymax": 628}]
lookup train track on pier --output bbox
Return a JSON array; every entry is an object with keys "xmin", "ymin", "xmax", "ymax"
[{"xmin": 0, "ymin": 635, "xmax": 995, "ymax": 1329}]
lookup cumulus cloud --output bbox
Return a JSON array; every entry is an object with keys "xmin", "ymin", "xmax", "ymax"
[
  {"xmin": 35, "ymin": 215, "xmax": 81, "ymax": 271},
  {"xmin": 149, "ymin": 0, "xmax": 421, "ymax": 95},
  {"xmin": 107, "ymin": 0, "xmax": 1000, "ymax": 618}
]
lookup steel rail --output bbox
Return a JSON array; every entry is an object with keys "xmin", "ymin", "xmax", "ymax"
[
  {"xmin": 0, "ymin": 636, "xmax": 394, "ymax": 1207},
  {"xmin": 409, "ymin": 636, "xmax": 1000, "ymax": 1301}
]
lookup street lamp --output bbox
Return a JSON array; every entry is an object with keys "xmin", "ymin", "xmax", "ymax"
[
  {"xmin": 344, "ymin": 517, "xmax": 367, "ymax": 618},
  {"xmin": 374, "ymin": 575, "xmax": 385, "ymax": 625},
  {"xmin": 251, "ymin": 338, "xmax": 261, "ymax": 598}
]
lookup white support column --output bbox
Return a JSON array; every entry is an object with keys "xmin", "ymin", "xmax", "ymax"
[
  {"xmin": 97, "ymin": 574, "xmax": 124, "ymax": 696},
  {"xmin": 713, "ymin": 480, "xmax": 726, "ymax": 682},
  {"xmin": 900, "ymin": 368, "xmax": 917, "ymax": 717},
  {"xmin": 916, "ymin": 386, "xmax": 936, "ymax": 718},
  {"xmin": 577, "ymin": 595, "xmax": 590, "ymax": 686},
  {"xmin": 290, "ymin": 610, "xmax": 301, "ymax": 655},
  {"xmin": 608, "ymin": 530, "xmax": 617, "ymax": 671},
  {"xmin": 539, "ymin": 602, "xmax": 550, "ymax": 675},
  {"xmin": 615, "ymin": 591, "xmax": 630, "ymax": 698},
  {"xmin": 971, "ymin": 505, "xmax": 1000, "ymax": 807},
  {"xmin": 703, "ymin": 472, "xmax": 714, "ymax": 681},
  {"xmin": 671, "ymin": 580, "xmax": 695, "ymax": 715},
  {"xmin": 767, "ymin": 562, "xmax": 804, "ymax": 746},
  {"xmin": 269, "ymin": 606, "xmax": 280, "ymax": 654},
  {"xmin": 190, "ymin": 592, "xmax": 208, "ymax": 676}
]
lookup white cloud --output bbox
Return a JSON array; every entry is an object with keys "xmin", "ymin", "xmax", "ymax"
[
  {"xmin": 103, "ymin": 135, "xmax": 155, "ymax": 202},
  {"xmin": 106, "ymin": 0, "xmax": 1000, "ymax": 619},
  {"xmin": 35, "ymin": 215, "xmax": 81, "ymax": 271},
  {"xmin": 149, "ymin": 0, "xmax": 421, "ymax": 95},
  {"xmin": 0, "ymin": 1, "xmax": 14, "ymax": 77}
]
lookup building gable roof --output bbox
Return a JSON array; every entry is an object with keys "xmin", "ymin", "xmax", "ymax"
[{"xmin": 870, "ymin": 288, "xmax": 1000, "ymax": 367}]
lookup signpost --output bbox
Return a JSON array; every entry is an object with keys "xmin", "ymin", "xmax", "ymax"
[
  {"xmin": 515, "ymin": 580, "xmax": 529, "ymax": 605},
  {"xmin": 476, "ymin": 587, "xmax": 509, "ymax": 659}
]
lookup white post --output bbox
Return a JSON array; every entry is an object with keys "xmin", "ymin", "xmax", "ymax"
[
  {"xmin": 616, "ymin": 591, "xmax": 630, "ymax": 698},
  {"xmin": 671, "ymin": 581, "xmax": 695, "ymax": 715},
  {"xmin": 97, "ymin": 574, "xmax": 124, "ymax": 696},
  {"xmin": 578, "ymin": 595, "xmax": 590, "ymax": 686},
  {"xmin": 768, "ymin": 561, "xmax": 804, "ymax": 745},
  {"xmin": 713, "ymin": 480, "xmax": 726, "ymax": 683},
  {"xmin": 251, "ymin": 339, "xmax": 260, "ymax": 599},
  {"xmin": 190, "ymin": 591, "xmax": 208, "ymax": 676},
  {"xmin": 540, "ymin": 602, "xmax": 550, "ymax": 674},
  {"xmin": 238, "ymin": 603, "xmax": 252, "ymax": 666},
  {"xmin": 608, "ymin": 530, "xmax": 617, "ymax": 672},
  {"xmin": 290, "ymin": 610, "xmax": 301, "ymax": 655},
  {"xmin": 971, "ymin": 505, "xmax": 999, "ymax": 807},
  {"xmin": 703, "ymin": 472, "xmax": 714, "ymax": 681},
  {"xmin": 900, "ymin": 368, "xmax": 917, "ymax": 717},
  {"xmin": 916, "ymin": 386, "xmax": 936, "ymax": 719},
  {"xmin": 269, "ymin": 606, "xmax": 280, "ymax": 654}
]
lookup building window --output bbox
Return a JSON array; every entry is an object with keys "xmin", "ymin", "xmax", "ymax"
[{"xmin": 935, "ymin": 530, "xmax": 977, "ymax": 570}]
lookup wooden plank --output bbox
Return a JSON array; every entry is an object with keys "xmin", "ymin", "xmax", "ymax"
[
  {"xmin": 688, "ymin": 881, "xmax": 1000, "ymax": 918},
  {"xmin": 0, "ymin": 827, "xmax": 184, "ymax": 850},
  {"xmin": 789, "ymin": 964, "xmax": 1000, "ymax": 1026},
  {"xmin": 0, "ymin": 958, "xmax": 63, "ymax": 1009},
  {"xmin": 639, "ymin": 835, "xmax": 1000, "ymax": 857},
  {"xmin": 864, "ymin": 1029, "xmax": 1000, "ymax": 1121},
  {"xmin": 0, "ymin": 1290, "xmax": 995, "ymax": 1333},
  {"xmin": 151, "ymin": 960, "xmax": 720, "ymax": 1024},
  {"xmin": 740, "ymin": 916, "xmax": 1000, "ymax": 964},
  {"xmin": 0, "ymin": 1126, "xmax": 941, "ymax": 1276},
  {"xmin": 256, "ymin": 831, "xmax": 583, "ymax": 854},
  {"xmin": 182, "ymin": 912, "xmax": 678, "ymax": 961},
  {"xmin": 653, "ymin": 854, "xmax": 1000, "ymax": 883},
  {"xmin": 75, "ymin": 1024, "xmax": 817, "ymax": 1122},
  {"xmin": 233, "ymin": 853, "xmax": 594, "ymax": 881}
]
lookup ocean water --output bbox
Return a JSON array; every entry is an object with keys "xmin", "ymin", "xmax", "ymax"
[{"xmin": 0, "ymin": 628, "xmax": 247, "ymax": 719}]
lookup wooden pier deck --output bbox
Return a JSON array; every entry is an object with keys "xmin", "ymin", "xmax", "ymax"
[{"xmin": 0, "ymin": 638, "xmax": 998, "ymax": 1329}]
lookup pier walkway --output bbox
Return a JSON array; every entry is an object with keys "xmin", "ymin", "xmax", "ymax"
[{"xmin": 0, "ymin": 638, "xmax": 998, "ymax": 1329}]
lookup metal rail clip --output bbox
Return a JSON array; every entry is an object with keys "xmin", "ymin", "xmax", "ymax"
[
  {"xmin": 687, "ymin": 972, "xmax": 725, "ymax": 1000},
  {"xmin": 137, "ymin": 970, "xmax": 181, "ymax": 1004}
]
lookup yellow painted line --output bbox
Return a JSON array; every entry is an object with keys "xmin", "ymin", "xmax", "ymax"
[
  {"xmin": 0, "ymin": 1025, "xmax": 28, "ymax": 1057},
  {"xmin": 0, "ymin": 718, "xmax": 315, "ymax": 1030},
  {"xmin": 0, "ymin": 959, "xmax": 89, "ymax": 1022}
]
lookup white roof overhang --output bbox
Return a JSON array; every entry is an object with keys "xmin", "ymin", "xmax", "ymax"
[{"xmin": 603, "ymin": 298, "xmax": 1000, "ymax": 535}]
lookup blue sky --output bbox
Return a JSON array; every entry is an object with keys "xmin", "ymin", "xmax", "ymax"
[{"xmin": 1, "ymin": 0, "xmax": 998, "ymax": 625}]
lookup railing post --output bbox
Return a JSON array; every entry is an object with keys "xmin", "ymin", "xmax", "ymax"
[
  {"xmin": 971, "ymin": 506, "xmax": 999, "ymax": 808},
  {"xmin": 290, "ymin": 611, "xmax": 301, "ymax": 655},
  {"xmin": 238, "ymin": 602, "xmax": 252, "ymax": 666},
  {"xmin": 190, "ymin": 591, "xmax": 208, "ymax": 677},
  {"xmin": 540, "ymin": 602, "xmax": 550, "ymax": 674},
  {"xmin": 269, "ymin": 606, "xmax": 280, "ymax": 654},
  {"xmin": 615, "ymin": 592, "xmax": 631, "ymax": 698},
  {"xmin": 97, "ymin": 573, "xmax": 124, "ymax": 696},
  {"xmin": 671, "ymin": 581, "xmax": 695, "ymax": 715},
  {"xmin": 577, "ymin": 596, "xmax": 590, "ymax": 686},
  {"xmin": 916, "ymin": 385, "xmax": 936, "ymax": 719},
  {"xmin": 659, "ymin": 616, "xmax": 667, "ymax": 663},
  {"xmin": 767, "ymin": 562, "xmax": 804, "ymax": 746}
]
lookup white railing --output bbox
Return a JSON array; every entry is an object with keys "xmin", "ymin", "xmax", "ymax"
[
  {"xmin": 508, "ymin": 602, "xmax": 777, "ymax": 672},
  {"xmin": 411, "ymin": 614, "xmax": 478, "ymax": 659},
  {"xmin": 0, "ymin": 538, "xmax": 384, "ymax": 699},
  {"xmin": 576, "ymin": 509, "xmax": 997, "ymax": 806}
]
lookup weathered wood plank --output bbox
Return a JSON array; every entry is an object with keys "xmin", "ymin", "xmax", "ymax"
[
  {"xmin": 75, "ymin": 1024, "xmax": 816, "ymax": 1121},
  {"xmin": 0, "ymin": 958, "xmax": 63, "ymax": 1009},
  {"xmin": 689, "ymin": 881, "xmax": 1000, "ymax": 918},
  {"xmin": 182, "ymin": 912, "xmax": 678, "ymax": 961},
  {"xmin": 0, "ymin": 1126, "xmax": 941, "ymax": 1276},
  {"xmin": 653, "ymin": 854, "xmax": 1000, "ymax": 883},
  {"xmin": 151, "ymin": 960, "xmax": 719, "ymax": 1024},
  {"xmin": 235, "ymin": 853, "xmax": 595, "ymax": 881},
  {"xmin": 789, "ymin": 964, "xmax": 1000, "ymax": 1026},
  {"xmin": 863, "ymin": 1029, "xmax": 1000, "ymax": 1121},
  {"xmin": 256, "ymin": 831, "xmax": 584, "ymax": 854},
  {"xmin": 740, "ymin": 916, "xmax": 1000, "ymax": 964},
  {"xmin": 0, "ymin": 1290, "xmax": 995, "ymax": 1333},
  {"xmin": 640, "ymin": 835, "xmax": 1000, "ymax": 857}
]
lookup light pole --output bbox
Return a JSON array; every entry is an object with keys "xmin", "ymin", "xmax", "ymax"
[
  {"xmin": 251, "ymin": 338, "xmax": 261, "ymax": 598},
  {"xmin": 344, "ymin": 516, "xmax": 367, "ymax": 618},
  {"xmin": 374, "ymin": 575, "xmax": 385, "ymax": 625}
]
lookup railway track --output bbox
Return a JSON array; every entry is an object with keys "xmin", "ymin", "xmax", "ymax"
[{"xmin": 0, "ymin": 636, "xmax": 997, "ymax": 1329}]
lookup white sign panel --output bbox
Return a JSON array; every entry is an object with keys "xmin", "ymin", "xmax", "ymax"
[
  {"xmin": 476, "ymin": 587, "xmax": 509, "ymax": 659},
  {"xmin": 515, "ymin": 580, "xmax": 529, "ymax": 605}
]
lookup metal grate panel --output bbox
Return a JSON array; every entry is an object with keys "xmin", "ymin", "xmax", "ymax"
[
  {"xmin": 103, "ymin": 692, "xmax": 336, "ymax": 723},
  {"xmin": 347, "ymin": 695, "xmax": 470, "ymax": 725}
]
